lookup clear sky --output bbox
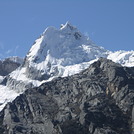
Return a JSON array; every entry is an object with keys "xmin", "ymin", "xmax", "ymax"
[{"xmin": 0, "ymin": 0, "xmax": 134, "ymax": 59}]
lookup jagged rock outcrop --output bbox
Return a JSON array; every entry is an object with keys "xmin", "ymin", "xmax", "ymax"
[{"xmin": 0, "ymin": 58, "xmax": 133, "ymax": 134}]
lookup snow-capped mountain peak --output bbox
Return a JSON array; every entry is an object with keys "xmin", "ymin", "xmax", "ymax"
[
  {"xmin": 27, "ymin": 22, "xmax": 107, "ymax": 66},
  {"xmin": 23, "ymin": 22, "xmax": 109, "ymax": 85},
  {"xmin": 0, "ymin": 22, "xmax": 133, "ymax": 111},
  {"xmin": 13, "ymin": 22, "xmax": 133, "ymax": 88}
]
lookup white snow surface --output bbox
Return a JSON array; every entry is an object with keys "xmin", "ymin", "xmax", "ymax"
[
  {"xmin": 107, "ymin": 50, "xmax": 134, "ymax": 67},
  {"xmin": 0, "ymin": 22, "xmax": 134, "ymax": 111},
  {"xmin": 0, "ymin": 85, "xmax": 19, "ymax": 111}
]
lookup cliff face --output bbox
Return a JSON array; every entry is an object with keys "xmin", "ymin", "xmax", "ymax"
[{"xmin": 0, "ymin": 58, "xmax": 133, "ymax": 134}]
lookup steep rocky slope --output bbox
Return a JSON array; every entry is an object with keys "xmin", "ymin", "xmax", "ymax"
[{"xmin": 0, "ymin": 58, "xmax": 133, "ymax": 134}]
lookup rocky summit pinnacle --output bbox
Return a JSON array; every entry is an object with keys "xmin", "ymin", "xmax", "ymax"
[{"xmin": 0, "ymin": 58, "xmax": 133, "ymax": 134}]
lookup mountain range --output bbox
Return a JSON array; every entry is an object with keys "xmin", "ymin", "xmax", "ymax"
[
  {"xmin": 0, "ymin": 58, "xmax": 134, "ymax": 134},
  {"xmin": 0, "ymin": 22, "xmax": 134, "ymax": 134}
]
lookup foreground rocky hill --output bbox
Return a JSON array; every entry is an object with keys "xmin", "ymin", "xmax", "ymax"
[{"xmin": 0, "ymin": 58, "xmax": 133, "ymax": 134}]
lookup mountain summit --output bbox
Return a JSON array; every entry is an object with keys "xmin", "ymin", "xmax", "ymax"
[
  {"xmin": 0, "ymin": 22, "xmax": 134, "ymax": 111},
  {"xmin": 23, "ymin": 22, "xmax": 108, "ymax": 81},
  {"xmin": 26, "ymin": 22, "xmax": 106, "ymax": 65}
]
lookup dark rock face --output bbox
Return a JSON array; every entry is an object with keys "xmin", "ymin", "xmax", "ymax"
[
  {"xmin": 0, "ymin": 58, "xmax": 21, "ymax": 76},
  {"xmin": 0, "ymin": 58, "xmax": 133, "ymax": 134}
]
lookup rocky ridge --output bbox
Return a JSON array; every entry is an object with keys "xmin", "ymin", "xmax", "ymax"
[{"xmin": 0, "ymin": 58, "xmax": 133, "ymax": 134}]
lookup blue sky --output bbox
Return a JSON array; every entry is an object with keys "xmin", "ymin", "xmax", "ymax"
[{"xmin": 0, "ymin": 0, "xmax": 134, "ymax": 59}]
